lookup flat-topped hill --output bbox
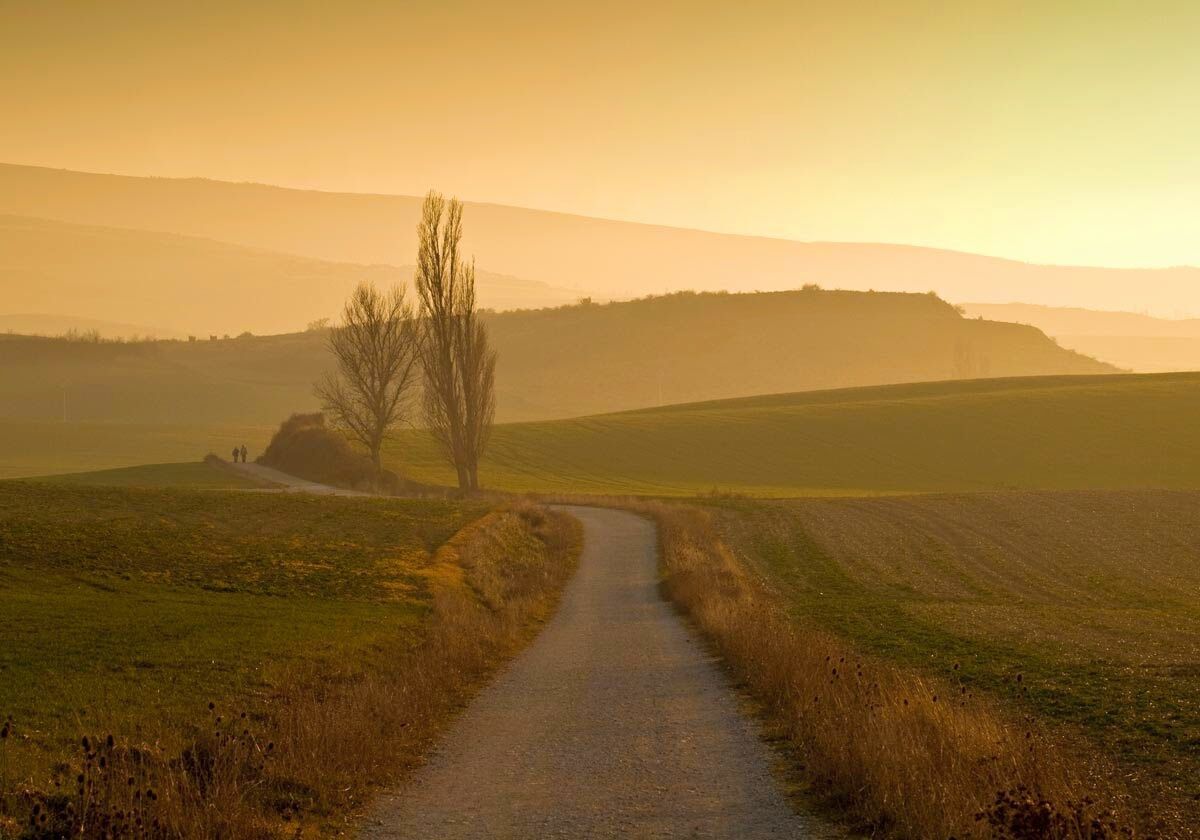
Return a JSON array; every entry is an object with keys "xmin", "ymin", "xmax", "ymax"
[{"xmin": 0, "ymin": 288, "xmax": 1111, "ymax": 427}]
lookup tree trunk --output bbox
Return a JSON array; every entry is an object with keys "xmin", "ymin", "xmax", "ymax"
[{"xmin": 370, "ymin": 444, "xmax": 383, "ymax": 492}]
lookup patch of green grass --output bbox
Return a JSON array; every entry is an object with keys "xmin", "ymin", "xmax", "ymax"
[
  {"xmin": 0, "ymin": 566, "xmax": 413, "ymax": 753},
  {"xmin": 715, "ymin": 492, "xmax": 1200, "ymax": 810},
  {"xmin": 386, "ymin": 372, "xmax": 1200, "ymax": 496},
  {"xmin": 0, "ymin": 482, "xmax": 488, "ymax": 781},
  {"xmin": 0, "ymin": 482, "xmax": 484, "ymax": 599}
]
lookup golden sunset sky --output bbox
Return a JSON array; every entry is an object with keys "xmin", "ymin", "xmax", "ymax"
[{"xmin": 1, "ymin": 0, "xmax": 1197, "ymax": 267}]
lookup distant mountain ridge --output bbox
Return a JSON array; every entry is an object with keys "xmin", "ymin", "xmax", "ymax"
[
  {"xmin": 0, "ymin": 214, "xmax": 582, "ymax": 335},
  {"xmin": 2, "ymin": 162, "xmax": 1198, "ymax": 317}
]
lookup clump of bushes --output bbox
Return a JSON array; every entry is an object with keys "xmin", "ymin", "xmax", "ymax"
[{"xmin": 258, "ymin": 413, "xmax": 401, "ymax": 493}]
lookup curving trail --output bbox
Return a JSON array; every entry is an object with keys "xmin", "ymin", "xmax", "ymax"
[{"xmin": 361, "ymin": 506, "xmax": 833, "ymax": 839}]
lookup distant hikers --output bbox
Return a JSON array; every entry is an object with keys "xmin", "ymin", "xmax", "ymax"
[
  {"xmin": 240, "ymin": 444, "xmax": 248, "ymax": 464},
  {"xmin": 231, "ymin": 446, "xmax": 240, "ymax": 463}
]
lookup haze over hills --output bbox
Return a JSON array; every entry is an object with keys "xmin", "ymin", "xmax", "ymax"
[
  {"xmin": 0, "ymin": 289, "xmax": 1112, "ymax": 433},
  {"xmin": 962, "ymin": 303, "xmax": 1200, "ymax": 373},
  {"xmin": 0, "ymin": 215, "xmax": 582, "ymax": 335},
  {"xmin": 2, "ymin": 164, "xmax": 1199, "ymax": 321}
]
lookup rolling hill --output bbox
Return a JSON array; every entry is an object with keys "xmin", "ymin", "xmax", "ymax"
[
  {"xmin": 25, "ymin": 372, "xmax": 1200, "ymax": 496},
  {"xmin": 3, "ymin": 163, "xmax": 1199, "ymax": 319},
  {"xmin": 0, "ymin": 289, "xmax": 1112, "ymax": 431},
  {"xmin": 0, "ymin": 214, "xmax": 581, "ymax": 335},
  {"xmin": 388, "ymin": 372, "xmax": 1200, "ymax": 496},
  {"xmin": 961, "ymin": 302, "xmax": 1200, "ymax": 373},
  {"xmin": 482, "ymin": 289, "xmax": 1112, "ymax": 419}
]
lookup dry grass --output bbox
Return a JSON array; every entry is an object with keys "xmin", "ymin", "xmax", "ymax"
[
  {"xmin": 720, "ymin": 493, "xmax": 1200, "ymax": 833},
  {"xmin": 2, "ymin": 502, "xmax": 580, "ymax": 839},
  {"xmin": 635, "ymin": 501, "xmax": 1135, "ymax": 839}
]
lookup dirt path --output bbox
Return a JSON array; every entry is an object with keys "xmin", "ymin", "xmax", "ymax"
[
  {"xmin": 362, "ymin": 506, "xmax": 832, "ymax": 839},
  {"xmin": 228, "ymin": 462, "xmax": 370, "ymax": 496}
]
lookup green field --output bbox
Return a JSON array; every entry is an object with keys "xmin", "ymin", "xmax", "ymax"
[
  {"xmin": 713, "ymin": 491, "xmax": 1200, "ymax": 824},
  {"xmin": 11, "ymin": 372, "xmax": 1200, "ymax": 496},
  {"xmin": 0, "ymin": 481, "xmax": 486, "ymax": 780},
  {"xmin": 0, "ymin": 418, "xmax": 272, "ymax": 480},
  {"xmin": 6, "ymin": 371, "xmax": 1200, "ymax": 831},
  {"xmin": 37, "ymin": 460, "xmax": 267, "ymax": 488},
  {"xmin": 387, "ymin": 371, "xmax": 1200, "ymax": 496}
]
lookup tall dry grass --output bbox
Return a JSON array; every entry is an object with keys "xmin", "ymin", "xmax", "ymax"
[
  {"xmin": 639, "ymin": 501, "xmax": 1135, "ymax": 839},
  {"xmin": 3, "ymin": 503, "xmax": 579, "ymax": 840}
]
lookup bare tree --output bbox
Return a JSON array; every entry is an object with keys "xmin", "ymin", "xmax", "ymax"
[
  {"xmin": 414, "ymin": 191, "xmax": 497, "ymax": 492},
  {"xmin": 314, "ymin": 282, "xmax": 420, "ymax": 474}
]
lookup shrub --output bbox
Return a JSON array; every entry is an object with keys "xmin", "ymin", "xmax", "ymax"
[{"xmin": 258, "ymin": 413, "xmax": 399, "ymax": 493}]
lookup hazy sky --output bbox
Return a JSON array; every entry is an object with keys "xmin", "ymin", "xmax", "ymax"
[{"xmin": 2, "ymin": 0, "xmax": 1197, "ymax": 267}]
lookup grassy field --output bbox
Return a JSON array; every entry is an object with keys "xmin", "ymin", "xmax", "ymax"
[
  {"xmin": 386, "ymin": 371, "xmax": 1200, "ymax": 496},
  {"xmin": 37, "ymin": 460, "xmax": 267, "ymax": 488},
  {"xmin": 0, "ymin": 482, "xmax": 486, "ymax": 784},
  {"xmin": 0, "ymin": 419, "xmax": 272, "ymax": 480},
  {"xmin": 713, "ymin": 490, "xmax": 1200, "ymax": 828},
  {"xmin": 11, "ymin": 371, "xmax": 1200, "ymax": 496}
]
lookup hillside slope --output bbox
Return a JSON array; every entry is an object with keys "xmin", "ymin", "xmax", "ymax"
[
  {"xmin": 487, "ymin": 290, "xmax": 1112, "ymax": 419},
  {"xmin": 3, "ymin": 164, "xmax": 1198, "ymax": 316},
  {"xmin": 388, "ymin": 372, "xmax": 1200, "ymax": 496},
  {"xmin": 13, "ymin": 372, "xmax": 1198, "ymax": 489},
  {"xmin": 0, "ymin": 289, "xmax": 1112, "ymax": 426},
  {"xmin": 0, "ymin": 214, "xmax": 581, "ymax": 335}
]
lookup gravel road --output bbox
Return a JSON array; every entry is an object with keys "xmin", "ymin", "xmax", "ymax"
[
  {"xmin": 361, "ymin": 506, "xmax": 832, "ymax": 839},
  {"xmin": 228, "ymin": 462, "xmax": 370, "ymax": 495}
]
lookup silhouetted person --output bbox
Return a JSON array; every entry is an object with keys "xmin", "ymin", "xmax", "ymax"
[
  {"xmin": 232, "ymin": 446, "xmax": 240, "ymax": 464},
  {"xmin": 240, "ymin": 444, "xmax": 248, "ymax": 464}
]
